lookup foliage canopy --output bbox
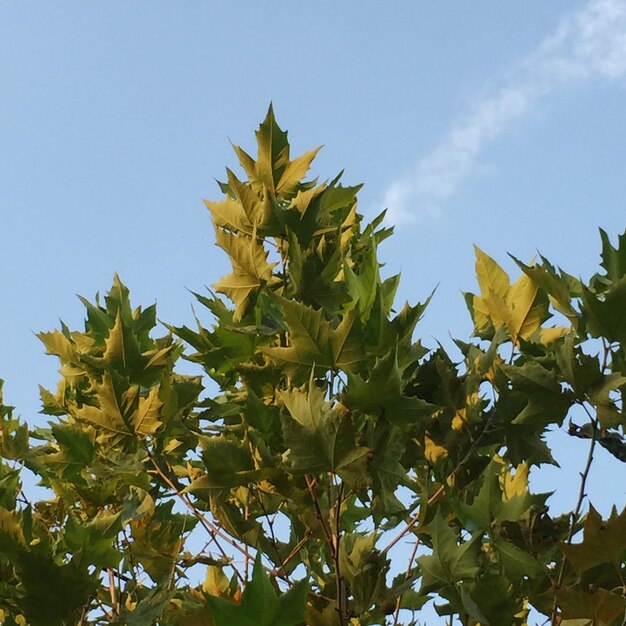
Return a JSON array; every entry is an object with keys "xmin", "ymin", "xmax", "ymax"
[{"xmin": 1, "ymin": 108, "xmax": 625, "ymax": 625}]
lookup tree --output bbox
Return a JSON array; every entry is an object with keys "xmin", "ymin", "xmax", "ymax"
[{"xmin": 1, "ymin": 107, "xmax": 625, "ymax": 626}]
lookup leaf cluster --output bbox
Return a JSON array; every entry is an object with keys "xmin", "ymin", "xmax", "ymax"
[{"xmin": 1, "ymin": 108, "xmax": 625, "ymax": 625}]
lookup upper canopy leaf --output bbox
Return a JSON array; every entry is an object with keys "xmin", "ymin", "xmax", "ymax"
[{"xmin": 263, "ymin": 297, "xmax": 365, "ymax": 377}]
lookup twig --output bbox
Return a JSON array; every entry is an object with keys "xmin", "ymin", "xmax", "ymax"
[
  {"xmin": 332, "ymin": 479, "xmax": 346, "ymax": 626},
  {"xmin": 272, "ymin": 529, "xmax": 313, "ymax": 575},
  {"xmin": 145, "ymin": 449, "xmax": 246, "ymax": 584},
  {"xmin": 121, "ymin": 528, "xmax": 139, "ymax": 588},
  {"xmin": 550, "ymin": 404, "xmax": 598, "ymax": 625},
  {"xmin": 392, "ymin": 536, "xmax": 421, "ymax": 625},
  {"xmin": 382, "ymin": 411, "xmax": 494, "ymax": 555},
  {"xmin": 305, "ymin": 476, "xmax": 334, "ymax": 545},
  {"xmin": 256, "ymin": 490, "xmax": 295, "ymax": 582},
  {"xmin": 106, "ymin": 568, "xmax": 118, "ymax": 618}
]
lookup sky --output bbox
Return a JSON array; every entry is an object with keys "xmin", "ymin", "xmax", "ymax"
[{"xmin": 2, "ymin": 0, "xmax": 626, "ymax": 620}]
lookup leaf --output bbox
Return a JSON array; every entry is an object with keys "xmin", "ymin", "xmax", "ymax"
[
  {"xmin": 597, "ymin": 227, "xmax": 626, "ymax": 283},
  {"xmin": 213, "ymin": 229, "xmax": 277, "ymax": 321},
  {"xmin": 15, "ymin": 552, "xmax": 95, "ymax": 626},
  {"xmin": 557, "ymin": 587, "xmax": 625, "ymax": 624},
  {"xmin": 507, "ymin": 272, "xmax": 545, "ymax": 340},
  {"xmin": 460, "ymin": 460, "xmax": 531, "ymax": 528},
  {"xmin": 63, "ymin": 511, "xmax": 122, "ymax": 568},
  {"xmin": 276, "ymin": 147, "xmax": 321, "ymax": 196},
  {"xmin": 559, "ymin": 506, "xmax": 626, "ymax": 573},
  {"xmin": 512, "ymin": 255, "xmax": 579, "ymax": 326},
  {"xmin": 280, "ymin": 384, "xmax": 370, "ymax": 489},
  {"xmin": 75, "ymin": 372, "xmax": 131, "ymax": 435},
  {"xmin": 254, "ymin": 104, "xmax": 290, "ymax": 192},
  {"xmin": 472, "ymin": 247, "xmax": 550, "ymax": 343},
  {"xmin": 51, "ymin": 423, "xmax": 95, "ymax": 465},
  {"xmin": 0, "ymin": 508, "xmax": 26, "ymax": 554},
  {"xmin": 491, "ymin": 535, "xmax": 541, "ymax": 579},
  {"xmin": 344, "ymin": 347, "xmax": 437, "ymax": 425},
  {"xmin": 103, "ymin": 310, "xmax": 142, "ymax": 374},
  {"xmin": 368, "ymin": 424, "xmax": 411, "ymax": 516},
  {"xmin": 206, "ymin": 554, "xmax": 308, "ymax": 626},
  {"xmin": 263, "ymin": 298, "xmax": 365, "ymax": 376},
  {"xmin": 581, "ymin": 278, "xmax": 626, "ymax": 343},
  {"xmin": 134, "ymin": 386, "xmax": 162, "ymax": 436},
  {"xmin": 196, "ymin": 436, "xmax": 254, "ymax": 489},
  {"xmin": 418, "ymin": 510, "xmax": 481, "ymax": 591}
]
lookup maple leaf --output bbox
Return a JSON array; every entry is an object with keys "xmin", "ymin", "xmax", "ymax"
[
  {"xmin": 418, "ymin": 510, "xmax": 482, "ymax": 591},
  {"xmin": 206, "ymin": 554, "xmax": 308, "ymax": 626},
  {"xmin": 213, "ymin": 229, "xmax": 277, "ymax": 321},
  {"xmin": 559, "ymin": 506, "xmax": 626, "ymax": 573},
  {"xmin": 263, "ymin": 297, "xmax": 365, "ymax": 377}
]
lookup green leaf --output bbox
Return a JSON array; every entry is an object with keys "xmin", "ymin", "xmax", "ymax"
[
  {"xmin": 512, "ymin": 255, "xmax": 580, "ymax": 326},
  {"xmin": 51, "ymin": 423, "xmax": 95, "ymax": 465},
  {"xmin": 559, "ymin": 506, "xmax": 626, "ymax": 573},
  {"xmin": 345, "ymin": 347, "xmax": 437, "ymax": 425},
  {"xmin": 263, "ymin": 298, "xmax": 365, "ymax": 377},
  {"xmin": 63, "ymin": 511, "xmax": 122, "ymax": 568},
  {"xmin": 16, "ymin": 552, "xmax": 95, "ymax": 626},
  {"xmin": 491, "ymin": 535, "xmax": 541, "ymax": 579},
  {"xmin": 206, "ymin": 553, "xmax": 308, "ymax": 626},
  {"xmin": 597, "ymin": 227, "xmax": 626, "ymax": 283},
  {"xmin": 557, "ymin": 587, "xmax": 625, "ymax": 624},
  {"xmin": 581, "ymin": 278, "xmax": 626, "ymax": 343},
  {"xmin": 280, "ymin": 383, "xmax": 370, "ymax": 489},
  {"xmin": 460, "ymin": 460, "xmax": 532, "ymax": 529},
  {"xmin": 198, "ymin": 436, "xmax": 254, "ymax": 489},
  {"xmin": 418, "ymin": 510, "xmax": 481, "ymax": 591}
]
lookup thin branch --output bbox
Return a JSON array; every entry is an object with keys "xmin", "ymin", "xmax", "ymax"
[
  {"xmin": 106, "ymin": 568, "xmax": 118, "ymax": 619},
  {"xmin": 145, "ymin": 449, "xmax": 246, "ymax": 584},
  {"xmin": 305, "ymin": 475, "xmax": 334, "ymax": 545},
  {"xmin": 121, "ymin": 527, "xmax": 139, "ymax": 589},
  {"xmin": 550, "ymin": 403, "xmax": 598, "ymax": 625},
  {"xmin": 332, "ymin": 479, "xmax": 346, "ymax": 626},
  {"xmin": 244, "ymin": 490, "xmax": 251, "ymax": 581},
  {"xmin": 255, "ymin": 489, "xmax": 295, "ymax": 582},
  {"xmin": 392, "ymin": 536, "xmax": 421, "ymax": 625},
  {"xmin": 382, "ymin": 411, "xmax": 495, "ymax": 555},
  {"xmin": 271, "ymin": 529, "xmax": 313, "ymax": 575}
]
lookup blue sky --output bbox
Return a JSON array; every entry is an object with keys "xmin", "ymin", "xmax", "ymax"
[{"xmin": 2, "ymin": 0, "xmax": 626, "ymax": 614}]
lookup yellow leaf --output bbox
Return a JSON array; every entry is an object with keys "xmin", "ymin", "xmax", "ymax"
[
  {"xmin": 452, "ymin": 408, "xmax": 466, "ymax": 431},
  {"xmin": 539, "ymin": 326, "xmax": 569, "ymax": 344},
  {"xmin": 424, "ymin": 435, "xmax": 448, "ymax": 463},
  {"xmin": 507, "ymin": 273, "xmax": 542, "ymax": 340},
  {"xmin": 0, "ymin": 508, "xmax": 26, "ymax": 549},
  {"xmin": 133, "ymin": 386, "xmax": 162, "ymax": 436},
  {"xmin": 500, "ymin": 462, "xmax": 529, "ymax": 501},
  {"xmin": 213, "ymin": 229, "xmax": 277, "ymax": 321},
  {"xmin": 472, "ymin": 247, "xmax": 512, "ymax": 333},
  {"xmin": 276, "ymin": 147, "xmax": 322, "ymax": 195},
  {"xmin": 291, "ymin": 183, "xmax": 325, "ymax": 216},
  {"xmin": 204, "ymin": 196, "xmax": 253, "ymax": 235},
  {"xmin": 474, "ymin": 246, "xmax": 510, "ymax": 301},
  {"xmin": 482, "ymin": 290, "xmax": 511, "ymax": 330}
]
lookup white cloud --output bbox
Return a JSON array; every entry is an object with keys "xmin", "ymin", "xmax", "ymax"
[{"xmin": 383, "ymin": 0, "xmax": 626, "ymax": 225}]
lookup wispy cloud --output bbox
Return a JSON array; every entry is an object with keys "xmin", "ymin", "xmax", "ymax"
[{"xmin": 383, "ymin": 0, "xmax": 626, "ymax": 224}]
